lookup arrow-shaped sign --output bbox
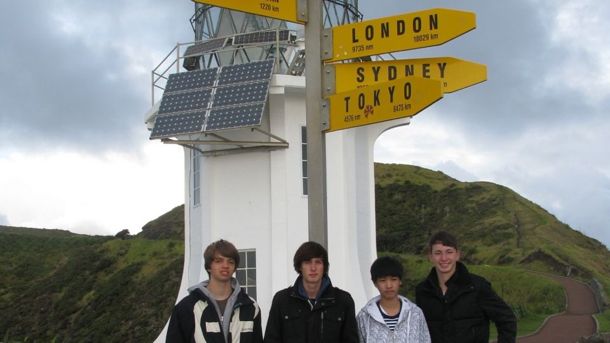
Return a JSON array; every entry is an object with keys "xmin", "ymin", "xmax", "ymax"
[
  {"xmin": 192, "ymin": 0, "xmax": 307, "ymax": 24},
  {"xmin": 324, "ymin": 57, "xmax": 487, "ymax": 96},
  {"xmin": 322, "ymin": 8, "xmax": 476, "ymax": 62},
  {"xmin": 325, "ymin": 77, "xmax": 443, "ymax": 132}
]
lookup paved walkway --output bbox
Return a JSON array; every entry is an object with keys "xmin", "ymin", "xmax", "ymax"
[{"xmin": 517, "ymin": 276, "xmax": 598, "ymax": 343}]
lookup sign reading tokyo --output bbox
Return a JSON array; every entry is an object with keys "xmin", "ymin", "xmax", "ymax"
[
  {"xmin": 326, "ymin": 77, "xmax": 443, "ymax": 132},
  {"xmin": 192, "ymin": 0, "xmax": 306, "ymax": 24},
  {"xmin": 323, "ymin": 8, "xmax": 476, "ymax": 62},
  {"xmin": 326, "ymin": 57, "xmax": 487, "ymax": 95}
]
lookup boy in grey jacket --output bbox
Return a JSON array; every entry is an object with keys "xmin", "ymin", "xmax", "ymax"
[
  {"xmin": 357, "ymin": 256, "xmax": 430, "ymax": 343},
  {"xmin": 167, "ymin": 239, "xmax": 262, "ymax": 343}
]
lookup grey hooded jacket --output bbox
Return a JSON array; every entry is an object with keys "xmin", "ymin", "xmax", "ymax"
[{"xmin": 357, "ymin": 295, "xmax": 431, "ymax": 343}]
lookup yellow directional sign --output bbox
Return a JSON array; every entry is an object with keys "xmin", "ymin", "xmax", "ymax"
[
  {"xmin": 326, "ymin": 77, "xmax": 443, "ymax": 132},
  {"xmin": 323, "ymin": 8, "xmax": 476, "ymax": 62},
  {"xmin": 192, "ymin": 0, "xmax": 306, "ymax": 24},
  {"xmin": 326, "ymin": 57, "xmax": 486, "ymax": 95}
]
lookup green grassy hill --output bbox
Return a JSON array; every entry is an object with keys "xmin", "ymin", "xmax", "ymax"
[
  {"xmin": 375, "ymin": 163, "xmax": 610, "ymax": 296},
  {"xmin": 1, "ymin": 164, "xmax": 609, "ymax": 341}
]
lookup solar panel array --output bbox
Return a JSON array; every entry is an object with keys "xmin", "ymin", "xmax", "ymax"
[
  {"xmin": 150, "ymin": 59, "xmax": 275, "ymax": 139},
  {"xmin": 182, "ymin": 30, "xmax": 294, "ymax": 62},
  {"xmin": 183, "ymin": 37, "xmax": 227, "ymax": 58},
  {"xmin": 233, "ymin": 30, "xmax": 291, "ymax": 45}
]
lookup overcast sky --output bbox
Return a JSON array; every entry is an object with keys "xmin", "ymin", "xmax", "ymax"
[{"xmin": 1, "ymin": 1, "xmax": 609, "ymax": 247}]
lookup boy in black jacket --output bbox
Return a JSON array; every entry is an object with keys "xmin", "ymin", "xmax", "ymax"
[
  {"xmin": 415, "ymin": 231, "xmax": 517, "ymax": 343},
  {"xmin": 264, "ymin": 241, "xmax": 358, "ymax": 343},
  {"xmin": 167, "ymin": 239, "xmax": 262, "ymax": 343}
]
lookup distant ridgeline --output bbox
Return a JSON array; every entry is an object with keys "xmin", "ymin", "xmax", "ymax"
[{"xmin": 2, "ymin": 164, "xmax": 609, "ymax": 341}]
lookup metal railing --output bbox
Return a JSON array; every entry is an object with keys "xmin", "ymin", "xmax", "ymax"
[{"xmin": 150, "ymin": 29, "xmax": 299, "ymax": 107}]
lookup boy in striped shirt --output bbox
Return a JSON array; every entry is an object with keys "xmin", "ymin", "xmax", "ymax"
[{"xmin": 357, "ymin": 256, "xmax": 430, "ymax": 342}]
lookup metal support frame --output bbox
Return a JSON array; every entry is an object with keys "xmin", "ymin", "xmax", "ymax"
[
  {"xmin": 163, "ymin": 136, "xmax": 289, "ymax": 157},
  {"xmin": 160, "ymin": 127, "xmax": 289, "ymax": 150}
]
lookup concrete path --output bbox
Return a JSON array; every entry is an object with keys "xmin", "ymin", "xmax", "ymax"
[{"xmin": 517, "ymin": 276, "xmax": 598, "ymax": 343}]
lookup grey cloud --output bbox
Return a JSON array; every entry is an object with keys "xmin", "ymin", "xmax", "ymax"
[
  {"xmin": 373, "ymin": 1, "xmax": 606, "ymax": 140},
  {"xmin": 496, "ymin": 161, "xmax": 610, "ymax": 249},
  {"xmin": 0, "ymin": 1, "xmax": 193, "ymax": 153}
]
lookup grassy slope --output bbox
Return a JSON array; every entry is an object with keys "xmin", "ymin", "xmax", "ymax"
[{"xmin": 0, "ymin": 226, "xmax": 183, "ymax": 342}]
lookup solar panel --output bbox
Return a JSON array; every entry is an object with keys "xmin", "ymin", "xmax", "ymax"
[
  {"xmin": 150, "ymin": 111, "xmax": 206, "ymax": 138},
  {"xmin": 164, "ymin": 69, "xmax": 218, "ymax": 93},
  {"xmin": 233, "ymin": 30, "xmax": 291, "ymax": 45},
  {"xmin": 218, "ymin": 59, "xmax": 274, "ymax": 85},
  {"xmin": 212, "ymin": 81, "xmax": 269, "ymax": 108},
  {"xmin": 205, "ymin": 103, "xmax": 266, "ymax": 131},
  {"xmin": 151, "ymin": 59, "xmax": 276, "ymax": 138},
  {"xmin": 183, "ymin": 37, "xmax": 227, "ymax": 57},
  {"xmin": 158, "ymin": 89, "xmax": 212, "ymax": 115}
]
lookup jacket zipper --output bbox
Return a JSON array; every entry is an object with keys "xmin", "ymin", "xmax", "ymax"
[{"xmin": 320, "ymin": 311, "xmax": 324, "ymax": 342}]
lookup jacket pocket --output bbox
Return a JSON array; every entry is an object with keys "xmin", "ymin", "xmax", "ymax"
[{"xmin": 281, "ymin": 308, "xmax": 305, "ymax": 341}]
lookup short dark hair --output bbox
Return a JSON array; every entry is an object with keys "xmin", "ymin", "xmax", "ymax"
[
  {"xmin": 428, "ymin": 231, "xmax": 459, "ymax": 251},
  {"xmin": 204, "ymin": 239, "xmax": 240, "ymax": 273},
  {"xmin": 370, "ymin": 256, "xmax": 403, "ymax": 282},
  {"xmin": 293, "ymin": 241, "xmax": 329, "ymax": 275}
]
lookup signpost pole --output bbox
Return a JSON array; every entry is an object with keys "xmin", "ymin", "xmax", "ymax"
[{"xmin": 305, "ymin": 0, "xmax": 328, "ymax": 247}]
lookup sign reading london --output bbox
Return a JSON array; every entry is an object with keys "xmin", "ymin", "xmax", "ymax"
[
  {"xmin": 192, "ymin": 0, "xmax": 306, "ymax": 24},
  {"xmin": 323, "ymin": 8, "xmax": 476, "ymax": 62},
  {"xmin": 326, "ymin": 77, "xmax": 443, "ymax": 132},
  {"xmin": 325, "ymin": 57, "xmax": 487, "ymax": 95}
]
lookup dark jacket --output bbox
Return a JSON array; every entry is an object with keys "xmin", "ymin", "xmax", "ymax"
[
  {"xmin": 263, "ymin": 276, "xmax": 359, "ymax": 343},
  {"xmin": 415, "ymin": 262, "xmax": 517, "ymax": 343},
  {"xmin": 167, "ymin": 279, "xmax": 263, "ymax": 343}
]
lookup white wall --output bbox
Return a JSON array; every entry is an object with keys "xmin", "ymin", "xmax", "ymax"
[{"xmin": 326, "ymin": 119, "xmax": 410, "ymax": 310}]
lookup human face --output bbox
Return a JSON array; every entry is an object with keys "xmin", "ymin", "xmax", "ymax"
[
  {"xmin": 374, "ymin": 276, "xmax": 401, "ymax": 301},
  {"xmin": 208, "ymin": 253, "xmax": 236, "ymax": 283},
  {"xmin": 429, "ymin": 243, "xmax": 460, "ymax": 278},
  {"xmin": 300, "ymin": 257, "xmax": 324, "ymax": 286}
]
